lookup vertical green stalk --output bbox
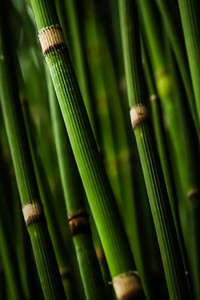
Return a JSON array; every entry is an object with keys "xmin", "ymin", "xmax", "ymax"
[
  {"xmin": 139, "ymin": 1, "xmax": 200, "ymax": 297},
  {"xmin": 142, "ymin": 44, "xmax": 186, "ymax": 254},
  {"xmin": 0, "ymin": 148, "xmax": 25, "ymax": 300},
  {"xmin": 177, "ymin": 0, "xmax": 200, "ymax": 129},
  {"xmin": 47, "ymin": 72, "xmax": 108, "ymax": 300},
  {"xmin": 118, "ymin": 1, "xmax": 190, "ymax": 299},
  {"xmin": 154, "ymin": 0, "xmax": 199, "ymax": 133},
  {"xmin": 22, "ymin": 98, "xmax": 77, "ymax": 300},
  {"xmin": 56, "ymin": 0, "xmax": 98, "ymax": 137},
  {"xmin": 0, "ymin": 1, "xmax": 66, "ymax": 299},
  {"xmin": 29, "ymin": 1, "xmax": 144, "ymax": 299}
]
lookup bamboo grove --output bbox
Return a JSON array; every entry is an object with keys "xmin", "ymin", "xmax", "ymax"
[{"xmin": 0, "ymin": 0, "xmax": 200, "ymax": 299}]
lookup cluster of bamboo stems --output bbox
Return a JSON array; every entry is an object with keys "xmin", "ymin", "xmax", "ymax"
[{"xmin": 0, "ymin": 0, "xmax": 200, "ymax": 299}]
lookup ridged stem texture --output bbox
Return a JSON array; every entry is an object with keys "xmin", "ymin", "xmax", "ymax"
[
  {"xmin": 29, "ymin": 1, "xmax": 141, "ymax": 299},
  {"xmin": 154, "ymin": 0, "xmax": 199, "ymax": 134},
  {"xmin": 0, "ymin": 1, "xmax": 67, "ymax": 299},
  {"xmin": 118, "ymin": 1, "xmax": 191, "ymax": 299},
  {"xmin": 177, "ymin": 0, "xmax": 200, "ymax": 130},
  {"xmin": 47, "ymin": 72, "xmax": 107, "ymax": 300},
  {"xmin": 22, "ymin": 99, "xmax": 77, "ymax": 300}
]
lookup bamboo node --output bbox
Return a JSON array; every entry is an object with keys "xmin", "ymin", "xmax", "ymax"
[
  {"xmin": 68, "ymin": 209, "xmax": 90, "ymax": 236},
  {"xmin": 38, "ymin": 24, "xmax": 66, "ymax": 56},
  {"xmin": 149, "ymin": 94, "xmax": 158, "ymax": 102},
  {"xmin": 59, "ymin": 267, "xmax": 71, "ymax": 280},
  {"xmin": 112, "ymin": 271, "xmax": 143, "ymax": 300},
  {"xmin": 187, "ymin": 188, "xmax": 200, "ymax": 201},
  {"xmin": 130, "ymin": 104, "xmax": 149, "ymax": 129},
  {"xmin": 22, "ymin": 202, "xmax": 44, "ymax": 227}
]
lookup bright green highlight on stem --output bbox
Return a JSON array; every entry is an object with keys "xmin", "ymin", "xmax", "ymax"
[{"xmin": 29, "ymin": 2, "xmax": 137, "ymax": 295}]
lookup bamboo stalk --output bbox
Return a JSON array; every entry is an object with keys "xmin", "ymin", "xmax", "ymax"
[
  {"xmin": 118, "ymin": 1, "xmax": 191, "ymax": 299},
  {"xmin": 177, "ymin": 0, "xmax": 200, "ymax": 129},
  {"xmin": 22, "ymin": 97, "xmax": 78, "ymax": 300},
  {"xmin": 0, "ymin": 1, "xmax": 67, "ymax": 299},
  {"xmin": 47, "ymin": 70, "xmax": 108, "ymax": 300},
  {"xmin": 29, "ymin": 1, "xmax": 144, "ymax": 299},
  {"xmin": 154, "ymin": 0, "xmax": 199, "ymax": 135},
  {"xmin": 138, "ymin": 2, "xmax": 200, "ymax": 298},
  {"xmin": 0, "ymin": 148, "xmax": 26, "ymax": 300}
]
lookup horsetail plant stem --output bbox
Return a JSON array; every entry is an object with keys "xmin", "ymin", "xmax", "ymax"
[
  {"xmin": 177, "ymin": 0, "xmax": 200, "ymax": 130},
  {"xmin": 81, "ymin": 2, "xmax": 169, "ymax": 299},
  {"xmin": 29, "ymin": 1, "xmax": 145, "ymax": 299},
  {"xmin": 138, "ymin": 3, "xmax": 200, "ymax": 298},
  {"xmin": 153, "ymin": 0, "xmax": 199, "ymax": 135},
  {"xmin": 142, "ymin": 44, "xmax": 186, "ymax": 257},
  {"xmin": 118, "ymin": 1, "xmax": 191, "ymax": 299},
  {"xmin": 0, "ymin": 1, "xmax": 67, "ymax": 299},
  {"xmin": 47, "ymin": 71, "xmax": 108, "ymax": 300},
  {"xmin": 0, "ymin": 148, "xmax": 25, "ymax": 300},
  {"xmin": 22, "ymin": 98, "xmax": 77, "ymax": 300}
]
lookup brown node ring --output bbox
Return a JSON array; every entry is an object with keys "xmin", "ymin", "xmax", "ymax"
[
  {"xmin": 130, "ymin": 104, "xmax": 149, "ymax": 129},
  {"xmin": 112, "ymin": 271, "xmax": 144, "ymax": 300},
  {"xmin": 68, "ymin": 209, "xmax": 90, "ymax": 236},
  {"xmin": 22, "ymin": 202, "xmax": 44, "ymax": 227},
  {"xmin": 38, "ymin": 24, "xmax": 66, "ymax": 56}
]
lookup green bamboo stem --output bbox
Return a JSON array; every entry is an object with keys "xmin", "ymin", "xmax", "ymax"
[
  {"xmin": 21, "ymin": 98, "xmax": 78, "ymax": 300},
  {"xmin": 118, "ymin": 1, "xmax": 191, "ymax": 299},
  {"xmin": 83, "ymin": 4, "xmax": 169, "ymax": 298},
  {"xmin": 177, "ymin": 0, "xmax": 200, "ymax": 129},
  {"xmin": 0, "ymin": 1, "xmax": 67, "ymax": 299},
  {"xmin": 154, "ymin": 0, "xmax": 199, "ymax": 134},
  {"xmin": 142, "ymin": 43, "xmax": 186, "ymax": 253},
  {"xmin": 47, "ymin": 71, "xmax": 108, "ymax": 300},
  {"xmin": 29, "ymin": 1, "xmax": 144, "ymax": 299},
  {"xmin": 139, "ymin": 5, "xmax": 200, "ymax": 298},
  {"xmin": 55, "ymin": 0, "xmax": 98, "ymax": 138},
  {"xmin": 168, "ymin": 50, "xmax": 200, "ymax": 300},
  {"xmin": 0, "ymin": 150, "xmax": 25, "ymax": 300},
  {"xmin": 82, "ymin": 0, "xmax": 122, "ymax": 202}
]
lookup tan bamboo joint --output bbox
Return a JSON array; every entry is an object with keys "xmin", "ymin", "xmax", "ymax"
[
  {"xmin": 38, "ymin": 25, "xmax": 66, "ymax": 56},
  {"xmin": 130, "ymin": 104, "xmax": 149, "ymax": 129},
  {"xmin": 22, "ymin": 202, "xmax": 44, "ymax": 227},
  {"xmin": 68, "ymin": 209, "xmax": 90, "ymax": 236},
  {"xmin": 112, "ymin": 271, "xmax": 143, "ymax": 300}
]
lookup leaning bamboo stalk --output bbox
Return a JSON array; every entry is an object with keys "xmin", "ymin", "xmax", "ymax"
[
  {"xmin": 139, "ymin": 2, "xmax": 200, "ymax": 298},
  {"xmin": 118, "ymin": 1, "xmax": 191, "ymax": 299},
  {"xmin": 82, "ymin": 0, "xmax": 122, "ymax": 202},
  {"xmin": 177, "ymin": 0, "xmax": 200, "ymax": 130},
  {"xmin": 82, "ymin": 2, "xmax": 168, "ymax": 299},
  {"xmin": 154, "ymin": 0, "xmax": 199, "ymax": 134},
  {"xmin": 22, "ymin": 98, "xmax": 78, "ymax": 300},
  {"xmin": 0, "ymin": 1, "xmax": 67, "ymax": 299},
  {"xmin": 168, "ymin": 50, "xmax": 200, "ymax": 300},
  {"xmin": 47, "ymin": 70, "xmax": 108, "ymax": 300},
  {"xmin": 55, "ymin": 0, "xmax": 98, "ymax": 138},
  {"xmin": 0, "ymin": 149, "xmax": 25, "ymax": 300},
  {"xmin": 29, "ymin": 1, "xmax": 144, "ymax": 299}
]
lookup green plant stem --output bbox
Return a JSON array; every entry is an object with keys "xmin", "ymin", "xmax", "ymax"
[
  {"xmin": 153, "ymin": 0, "xmax": 199, "ymax": 134},
  {"xmin": 0, "ymin": 150, "xmax": 25, "ymax": 300},
  {"xmin": 177, "ymin": 0, "xmax": 200, "ymax": 129},
  {"xmin": 22, "ymin": 98, "xmax": 78, "ymax": 300},
  {"xmin": 0, "ymin": 1, "xmax": 67, "ymax": 299},
  {"xmin": 29, "ymin": 1, "xmax": 144, "ymax": 298},
  {"xmin": 118, "ymin": 1, "xmax": 191, "ymax": 299},
  {"xmin": 47, "ymin": 71, "xmax": 108, "ymax": 300}
]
